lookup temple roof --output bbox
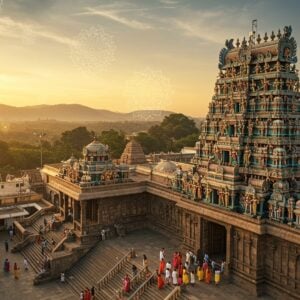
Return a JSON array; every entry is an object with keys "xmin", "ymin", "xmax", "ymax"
[
  {"xmin": 153, "ymin": 160, "xmax": 177, "ymax": 174},
  {"xmin": 120, "ymin": 140, "xmax": 146, "ymax": 165},
  {"xmin": 84, "ymin": 139, "xmax": 108, "ymax": 155},
  {"xmin": 218, "ymin": 25, "xmax": 297, "ymax": 70}
]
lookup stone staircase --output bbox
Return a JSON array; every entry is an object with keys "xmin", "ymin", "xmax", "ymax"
[
  {"xmin": 65, "ymin": 240, "xmax": 125, "ymax": 298},
  {"xmin": 97, "ymin": 260, "xmax": 141, "ymax": 300},
  {"xmin": 20, "ymin": 214, "xmax": 68, "ymax": 273},
  {"xmin": 128, "ymin": 273, "xmax": 191, "ymax": 300}
]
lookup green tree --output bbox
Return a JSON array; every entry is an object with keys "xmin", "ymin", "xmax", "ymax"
[
  {"xmin": 135, "ymin": 132, "xmax": 161, "ymax": 154},
  {"xmin": 60, "ymin": 127, "xmax": 93, "ymax": 152},
  {"xmin": 159, "ymin": 113, "xmax": 199, "ymax": 139},
  {"xmin": 98, "ymin": 129, "xmax": 126, "ymax": 158},
  {"xmin": 0, "ymin": 141, "xmax": 11, "ymax": 165},
  {"xmin": 173, "ymin": 133, "xmax": 199, "ymax": 152}
]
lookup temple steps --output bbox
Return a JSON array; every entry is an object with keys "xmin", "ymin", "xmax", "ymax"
[
  {"xmin": 21, "ymin": 239, "xmax": 50, "ymax": 273},
  {"xmin": 140, "ymin": 282, "xmax": 174, "ymax": 299},
  {"xmin": 97, "ymin": 261, "xmax": 141, "ymax": 300},
  {"xmin": 139, "ymin": 283, "xmax": 191, "ymax": 300},
  {"xmin": 65, "ymin": 240, "xmax": 125, "ymax": 297},
  {"xmin": 30, "ymin": 214, "xmax": 68, "ymax": 247},
  {"xmin": 20, "ymin": 214, "xmax": 72, "ymax": 273}
]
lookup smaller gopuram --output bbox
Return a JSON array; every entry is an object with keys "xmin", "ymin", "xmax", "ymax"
[
  {"xmin": 58, "ymin": 139, "xmax": 129, "ymax": 187},
  {"xmin": 120, "ymin": 139, "xmax": 146, "ymax": 165}
]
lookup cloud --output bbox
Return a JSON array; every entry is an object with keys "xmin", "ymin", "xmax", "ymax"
[
  {"xmin": 0, "ymin": 16, "xmax": 74, "ymax": 46},
  {"xmin": 76, "ymin": 7, "xmax": 152, "ymax": 30},
  {"xmin": 167, "ymin": 8, "xmax": 243, "ymax": 44},
  {"xmin": 159, "ymin": 0, "xmax": 178, "ymax": 5}
]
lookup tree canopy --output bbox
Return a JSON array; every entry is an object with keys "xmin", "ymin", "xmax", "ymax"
[{"xmin": 0, "ymin": 114, "xmax": 199, "ymax": 176}]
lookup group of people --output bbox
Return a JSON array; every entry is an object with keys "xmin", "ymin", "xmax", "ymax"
[
  {"xmin": 3, "ymin": 258, "xmax": 29, "ymax": 279},
  {"xmin": 156, "ymin": 248, "xmax": 225, "ymax": 289},
  {"xmin": 79, "ymin": 286, "xmax": 95, "ymax": 300}
]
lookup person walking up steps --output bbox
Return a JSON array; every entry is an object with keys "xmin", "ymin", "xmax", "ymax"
[{"xmin": 24, "ymin": 258, "xmax": 29, "ymax": 271}]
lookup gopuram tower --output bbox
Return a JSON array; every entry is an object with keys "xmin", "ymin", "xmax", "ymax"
[{"xmin": 194, "ymin": 25, "xmax": 300, "ymax": 223}]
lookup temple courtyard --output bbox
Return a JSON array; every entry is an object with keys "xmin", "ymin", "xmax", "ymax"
[{"xmin": 0, "ymin": 229, "xmax": 273, "ymax": 300}]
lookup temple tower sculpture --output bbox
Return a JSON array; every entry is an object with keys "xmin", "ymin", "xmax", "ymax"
[
  {"xmin": 120, "ymin": 139, "xmax": 146, "ymax": 165},
  {"xmin": 193, "ymin": 25, "xmax": 300, "ymax": 222}
]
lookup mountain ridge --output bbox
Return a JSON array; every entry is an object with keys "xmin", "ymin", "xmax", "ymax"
[{"xmin": 0, "ymin": 103, "xmax": 178, "ymax": 122}]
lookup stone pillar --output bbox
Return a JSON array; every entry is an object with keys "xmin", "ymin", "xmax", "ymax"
[
  {"xmin": 97, "ymin": 200, "xmax": 101, "ymax": 224},
  {"xmin": 72, "ymin": 198, "xmax": 75, "ymax": 225},
  {"xmin": 195, "ymin": 216, "xmax": 201, "ymax": 252},
  {"xmin": 80, "ymin": 201, "xmax": 87, "ymax": 235},
  {"xmin": 225, "ymin": 224, "xmax": 232, "ymax": 274}
]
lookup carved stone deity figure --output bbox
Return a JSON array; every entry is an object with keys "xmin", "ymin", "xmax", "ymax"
[
  {"xmin": 214, "ymin": 144, "xmax": 221, "ymax": 162},
  {"xmin": 264, "ymin": 62, "xmax": 270, "ymax": 72},
  {"xmin": 244, "ymin": 147, "xmax": 252, "ymax": 167},
  {"xmin": 274, "ymin": 78, "xmax": 280, "ymax": 90},
  {"xmin": 248, "ymin": 121, "xmax": 254, "ymax": 136},
  {"xmin": 181, "ymin": 175, "xmax": 188, "ymax": 194},
  {"xmin": 276, "ymin": 60, "xmax": 281, "ymax": 72},
  {"xmin": 277, "ymin": 206, "xmax": 282, "ymax": 220},
  {"xmin": 278, "ymin": 78, "xmax": 283, "ymax": 90},
  {"xmin": 262, "ymin": 77, "xmax": 269, "ymax": 92},
  {"xmin": 226, "ymin": 68, "xmax": 232, "ymax": 77},
  {"xmin": 244, "ymin": 195, "xmax": 251, "ymax": 214},
  {"xmin": 252, "ymin": 198, "xmax": 259, "ymax": 216},
  {"xmin": 251, "ymin": 79, "xmax": 256, "ymax": 92},
  {"xmin": 197, "ymin": 185, "xmax": 203, "ymax": 199},
  {"xmin": 294, "ymin": 79, "xmax": 299, "ymax": 92},
  {"xmin": 231, "ymin": 150, "xmax": 238, "ymax": 165},
  {"xmin": 206, "ymin": 185, "xmax": 212, "ymax": 202},
  {"xmin": 221, "ymin": 121, "xmax": 227, "ymax": 136},
  {"xmin": 232, "ymin": 67, "xmax": 236, "ymax": 77},
  {"xmin": 286, "ymin": 79, "xmax": 293, "ymax": 90},
  {"xmin": 255, "ymin": 63, "xmax": 260, "ymax": 74},
  {"xmin": 268, "ymin": 203, "xmax": 273, "ymax": 219},
  {"xmin": 219, "ymin": 189, "xmax": 225, "ymax": 206}
]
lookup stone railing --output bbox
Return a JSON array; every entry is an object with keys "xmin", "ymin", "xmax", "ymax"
[
  {"xmin": 164, "ymin": 286, "xmax": 181, "ymax": 300},
  {"xmin": 11, "ymin": 232, "xmax": 38, "ymax": 253},
  {"xmin": 22, "ymin": 209, "xmax": 45, "ymax": 227},
  {"xmin": 111, "ymin": 267, "xmax": 148, "ymax": 300},
  {"xmin": 97, "ymin": 249, "xmax": 132, "ymax": 289},
  {"xmin": 52, "ymin": 236, "xmax": 67, "ymax": 253},
  {"xmin": 130, "ymin": 267, "xmax": 147, "ymax": 290},
  {"xmin": 127, "ymin": 271, "xmax": 156, "ymax": 300},
  {"xmin": 13, "ymin": 220, "xmax": 30, "ymax": 241}
]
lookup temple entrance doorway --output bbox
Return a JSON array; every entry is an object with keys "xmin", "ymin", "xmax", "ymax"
[{"xmin": 201, "ymin": 219, "xmax": 226, "ymax": 262}]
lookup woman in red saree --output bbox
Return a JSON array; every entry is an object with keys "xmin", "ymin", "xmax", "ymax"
[
  {"xmin": 172, "ymin": 252, "xmax": 178, "ymax": 269},
  {"xmin": 205, "ymin": 268, "xmax": 211, "ymax": 284},
  {"xmin": 159, "ymin": 258, "xmax": 166, "ymax": 274},
  {"xmin": 202, "ymin": 261, "xmax": 208, "ymax": 279},
  {"xmin": 123, "ymin": 274, "xmax": 131, "ymax": 293},
  {"xmin": 178, "ymin": 263, "xmax": 183, "ymax": 277},
  {"xmin": 157, "ymin": 273, "xmax": 164, "ymax": 289}
]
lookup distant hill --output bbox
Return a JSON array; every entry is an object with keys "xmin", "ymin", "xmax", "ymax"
[{"xmin": 0, "ymin": 104, "xmax": 176, "ymax": 122}]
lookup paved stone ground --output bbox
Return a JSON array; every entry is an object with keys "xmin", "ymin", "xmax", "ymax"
[
  {"xmin": 0, "ymin": 232, "xmax": 74, "ymax": 300},
  {"xmin": 0, "ymin": 229, "xmax": 273, "ymax": 300}
]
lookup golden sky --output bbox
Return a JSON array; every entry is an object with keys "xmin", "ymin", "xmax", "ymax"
[{"xmin": 0, "ymin": 0, "xmax": 299, "ymax": 117}]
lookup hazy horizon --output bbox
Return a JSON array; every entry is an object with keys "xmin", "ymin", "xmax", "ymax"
[{"xmin": 0, "ymin": 0, "xmax": 299, "ymax": 117}]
